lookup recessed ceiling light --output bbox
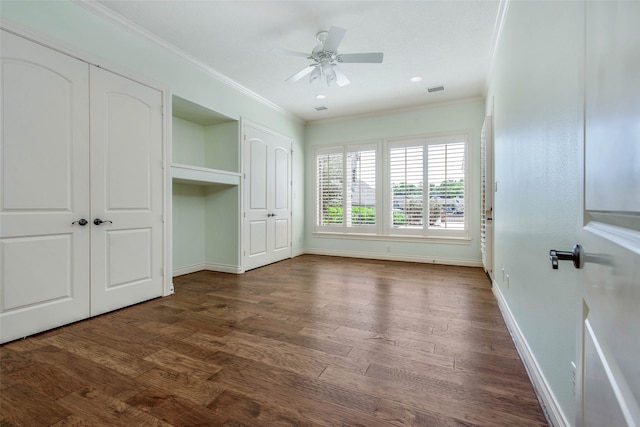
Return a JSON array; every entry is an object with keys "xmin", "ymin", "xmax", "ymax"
[
  {"xmin": 409, "ymin": 76, "xmax": 423, "ymax": 83},
  {"xmin": 316, "ymin": 94, "xmax": 326, "ymax": 99}
]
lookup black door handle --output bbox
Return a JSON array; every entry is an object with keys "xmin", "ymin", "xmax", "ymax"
[
  {"xmin": 93, "ymin": 218, "xmax": 113, "ymax": 226},
  {"xmin": 72, "ymin": 218, "xmax": 88, "ymax": 226},
  {"xmin": 549, "ymin": 245, "xmax": 583, "ymax": 270}
]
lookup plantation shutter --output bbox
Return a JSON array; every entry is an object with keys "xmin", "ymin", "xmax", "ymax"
[
  {"xmin": 316, "ymin": 151, "xmax": 344, "ymax": 226},
  {"xmin": 427, "ymin": 142, "xmax": 465, "ymax": 229},
  {"xmin": 480, "ymin": 115, "xmax": 494, "ymax": 275},
  {"xmin": 347, "ymin": 148, "xmax": 376, "ymax": 226},
  {"xmin": 389, "ymin": 145, "xmax": 424, "ymax": 227}
]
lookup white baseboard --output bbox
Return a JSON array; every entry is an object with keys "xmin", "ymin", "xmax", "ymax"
[
  {"xmin": 492, "ymin": 282, "xmax": 570, "ymax": 427},
  {"xmin": 303, "ymin": 248, "xmax": 483, "ymax": 267},
  {"xmin": 172, "ymin": 262, "xmax": 242, "ymax": 277}
]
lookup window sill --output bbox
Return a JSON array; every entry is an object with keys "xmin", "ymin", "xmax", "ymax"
[{"xmin": 312, "ymin": 231, "xmax": 471, "ymax": 245}]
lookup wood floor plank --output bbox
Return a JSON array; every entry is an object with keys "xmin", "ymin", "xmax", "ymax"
[
  {"xmin": 126, "ymin": 386, "xmax": 228, "ymax": 426},
  {"xmin": 183, "ymin": 331, "xmax": 331, "ymax": 378},
  {"xmin": 209, "ymin": 356, "xmax": 392, "ymax": 427},
  {"xmin": 207, "ymin": 389, "xmax": 322, "ymax": 427},
  {"xmin": 56, "ymin": 386, "xmax": 171, "ymax": 427},
  {"xmin": 1, "ymin": 383, "xmax": 70, "ymax": 426},
  {"xmin": 143, "ymin": 348, "xmax": 223, "ymax": 380},
  {"xmin": 25, "ymin": 345, "xmax": 145, "ymax": 400},
  {"xmin": 5, "ymin": 359, "xmax": 86, "ymax": 400},
  {"xmin": 373, "ymin": 397, "xmax": 485, "ymax": 427},
  {"xmin": 43, "ymin": 332, "xmax": 155, "ymax": 377},
  {"xmin": 207, "ymin": 350, "xmax": 381, "ymax": 415},
  {"xmin": 134, "ymin": 367, "xmax": 225, "ymax": 406},
  {"xmin": 321, "ymin": 365, "xmax": 547, "ymax": 427},
  {"xmin": 0, "ymin": 255, "xmax": 547, "ymax": 426}
]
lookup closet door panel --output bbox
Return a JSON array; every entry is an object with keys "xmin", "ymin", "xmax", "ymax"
[
  {"xmin": 89, "ymin": 66, "xmax": 163, "ymax": 316},
  {"xmin": 243, "ymin": 123, "xmax": 291, "ymax": 271},
  {"xmin": 0, "ymin": 30, "xmax": 90, "ymax": 343}
]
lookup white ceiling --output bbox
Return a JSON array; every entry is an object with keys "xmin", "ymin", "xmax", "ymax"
[{"xmin": 95, "ymin": 0, "xmax": 501, "ymax": 122}]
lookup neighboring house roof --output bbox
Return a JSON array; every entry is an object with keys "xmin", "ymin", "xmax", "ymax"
[{"xmin": 350, "ymin": 179, "xmax": 376, "ymax": 206}]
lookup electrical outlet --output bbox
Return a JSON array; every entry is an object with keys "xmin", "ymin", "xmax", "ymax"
[{"xmin": 386, "ymin": 246, "xmax": 391, "ymax": 252}]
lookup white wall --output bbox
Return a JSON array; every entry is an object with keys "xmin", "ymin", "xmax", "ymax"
[
  {"xmin": 304, "ymin": 99, "xmax": 485, "ymax": 265},
  {"xmin": 486, "ymin": 1, "xmax": 584, "ymax": 424}
]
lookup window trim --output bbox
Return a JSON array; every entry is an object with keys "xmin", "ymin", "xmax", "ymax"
[
  {"xmin": 313, "ymin": 131, "xmax": 472, "ymax": 242},
  {"xmin": 385, "ymin": 133, "xmax": 470, "ymax": 239},
  {"xmin": 314, "ymin": 142, "xmax": 380, "ymax": 234}
]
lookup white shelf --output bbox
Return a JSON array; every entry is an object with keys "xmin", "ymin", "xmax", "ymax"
[{"xmin": 171, "ymin": 163, "xmax": 240, "ymax": 186}]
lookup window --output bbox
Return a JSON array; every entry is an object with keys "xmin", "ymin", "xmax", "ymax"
[
  {"xmin": 315, "ymin": 132, "xmax": 469, "ymax": 240},
  {"xmin": 388, "ymin": 136, "xmax": 467, "ymax": 238},
  {"xmin": 316, "ymin": 145, "xmax": 377, "ymax": 233}
]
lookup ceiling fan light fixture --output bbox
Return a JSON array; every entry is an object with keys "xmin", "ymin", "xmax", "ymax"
[
  {"xmin": 277, "ymin": 26, "xmax": 383, "ymax": 88},
  {"xmin": 310, "ymin": 66, "xmax": 321, "ymax": 84},
  {"xmin": 322, "ymin": 62, "xmax": 337, "ymax": 86}
]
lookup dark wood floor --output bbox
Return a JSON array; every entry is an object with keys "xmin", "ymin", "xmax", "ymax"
[{"xmin": 1, "ymin": 255, "xmax": 547, "ymax": 426}]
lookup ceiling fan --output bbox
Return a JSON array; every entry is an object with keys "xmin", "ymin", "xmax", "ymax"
[{"xmin": 273, "ymin": 26, "xmax": 384, "ymax": 87}]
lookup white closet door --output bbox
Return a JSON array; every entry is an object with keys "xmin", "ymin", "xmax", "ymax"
[
  {"xmin": 0, "ymin": 30, "xmax": 90, "ymax": 343},
  {"xmin": 89, "ymin": 66, "xmax": 164, "ymax": 315},
  {"xmin": 243, "ymin": 123, "xmax": 292, "ymax": 271}
]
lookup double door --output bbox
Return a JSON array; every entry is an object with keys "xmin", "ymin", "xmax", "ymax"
[
  {"xmin": 243, "ymin": 123, "xmax": 292, "ymax": 271},
  {"xmin": 0, "ymin": 31, "xmax": 164, "ymax": 343}
]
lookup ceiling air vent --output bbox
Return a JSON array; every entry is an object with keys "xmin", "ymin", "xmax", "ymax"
[
  {"xmin": 427, "ymin": 85, "xmax": 445, "ymax": 93},
  {"xmin": 314, "ymin": 106, "xmax": 328, "ymax": 111}
]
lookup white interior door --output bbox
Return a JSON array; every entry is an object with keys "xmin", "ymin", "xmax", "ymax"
[
  {"xmin": 575, "ymin": 2, "xmax": 640, "ymax": 425},
  {"xmin": 89, "ymin": 66, "xmax": 164, "ymax": 316},
  {"xmin": 0, "ymin": 30, "xmax": 90, "ymax": 343},
  {"xmin": 481, "ymin": 114, "xmax": 494, "ymax": 280},
  {"xmin": 243, "ymin": 123, "xmax": 291, "ymax": 271}
]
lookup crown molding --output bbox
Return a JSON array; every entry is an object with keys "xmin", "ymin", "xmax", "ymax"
[
  {"xmin": 72, "ymin": 0, "xmax": 302, "ymax": 123},
  {"xmin": 484, "ymin": 0, "xmax": 510, "ymax": 97}
]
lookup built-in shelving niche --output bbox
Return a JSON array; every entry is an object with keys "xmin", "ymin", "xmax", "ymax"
[{"xmin": 171, "ymin": 95, "xmax": 242, "ymax": 276}]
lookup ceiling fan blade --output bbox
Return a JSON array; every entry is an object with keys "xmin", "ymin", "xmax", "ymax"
[
  {"xmin": 336, "ymin": 52, "xmax": 384, "ymax": 63},
  {"xmin": 323, "ymin": 26, "xmax": 346, "ymax": 52},
  {"xmin": 271, "ymin": 48, "xmax": 310, "ymax": 58},
  {"xmin": 285, "ymin": 65, "xmax": 316, "ymax": 83},
  {"xmin": 332, "ymin": 64, "xmax": 351, "ymax": 87}
]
